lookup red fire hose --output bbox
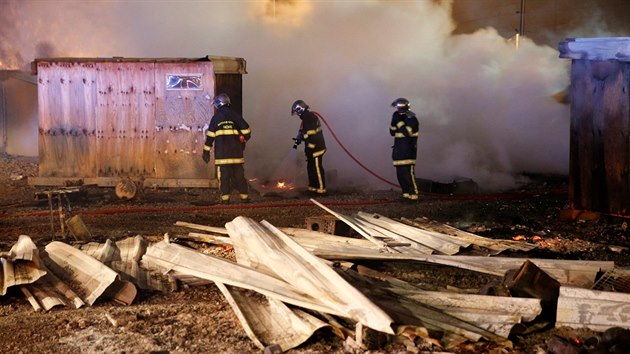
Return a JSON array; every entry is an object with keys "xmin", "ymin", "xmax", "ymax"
[
  {"xmin": 0, "ymin": 199, "xmax": 395, "ymax": 219},
  {"xmin": 313, "ymin": 112, "xmax": 400, "ymax": 188}
]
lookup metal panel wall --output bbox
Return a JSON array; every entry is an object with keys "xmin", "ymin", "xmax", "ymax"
[
  {"xmin": 37, "ymin": 62, "xmax": 97, "ymax": 177},
  {"xmin": 95, "ymin": 62, "xmax": 156, "ymax": 178},
  {"xmin": 154, "ymin": 62, "xmax": 214, "ymax": 180}
]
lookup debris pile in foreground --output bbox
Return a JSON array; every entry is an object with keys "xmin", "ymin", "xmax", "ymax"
[{"xmin": 1, "ymin": 200, "xmax": 629, "ymax": 353}]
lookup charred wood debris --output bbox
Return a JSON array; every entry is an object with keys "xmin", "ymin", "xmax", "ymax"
[{"xmin": 1, "ymin": 198, "xmax": 630, "ymax": 353}]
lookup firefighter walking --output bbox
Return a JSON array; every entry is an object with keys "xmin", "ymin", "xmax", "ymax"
[
  {"xmin": 202, "ymin": 93, "xmax": 251, "ymax": 204},
  {"xmin": 291, "ymin": 100, "xmax": 327, "ymax": 195},
  {"xmin": 389, "ymin": 97, "xmax": 419, "ymax": 202}
]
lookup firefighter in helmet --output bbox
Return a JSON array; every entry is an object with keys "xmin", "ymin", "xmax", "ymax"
[
  {"xmin": 202, "ymin": 93, "xmax": 251, "ymax": 204},
  {"xmin": 291, "ymin": 99, "xmax": 327, "ymax": 195},
  {"xmin": 389, "ymin": 97, "xmax": 419, "ymax": 202}
]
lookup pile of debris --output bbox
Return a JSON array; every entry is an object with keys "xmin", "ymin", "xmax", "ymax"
[{"xmin": 2, "ymin": 199, "xmax": 630, "ymax": 353}]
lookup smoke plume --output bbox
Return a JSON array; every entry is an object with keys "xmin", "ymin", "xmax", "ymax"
[{"xmin": 0, "ymin": 0, "xmax": 624, "ymax": 190}]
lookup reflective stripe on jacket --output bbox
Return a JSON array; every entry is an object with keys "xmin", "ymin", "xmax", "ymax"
[
  {"xmin": 204, "ymin": 106, "xmax": 250, "ymax": 164},
  {"xmin": 389, "ymin": 111, "xmax": 419, "ymax": 165}
]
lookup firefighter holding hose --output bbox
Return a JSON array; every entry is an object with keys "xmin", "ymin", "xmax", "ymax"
[
  {"xmin": 389, "ymin": 97, "xmax": 419, "ymax": 202},
  {"xmin": 202, "ymin": 93, "xmax": 251, "ymax": 204},
  {"xmin": 291, "ymin": 100, "xmax": 327, "ymax": 195}
]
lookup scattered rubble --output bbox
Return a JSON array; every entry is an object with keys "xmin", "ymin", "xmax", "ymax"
[{"xmin": 3, "ymin": 199, "xmax": 630, "ymax": 353}]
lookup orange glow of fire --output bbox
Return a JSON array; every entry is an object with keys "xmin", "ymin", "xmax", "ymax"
[{"xmin": 250, "ymin": 177, "xmax": 294, "ymax": 190}]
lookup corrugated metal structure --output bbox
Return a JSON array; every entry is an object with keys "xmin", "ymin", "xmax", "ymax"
[
  {"xmin": 28, "ymin": 56, "xmax": 246, "ymax": 189},
  {"xmin": 559, "ymin": 37, "xmax": 630, "ymax": 216}
]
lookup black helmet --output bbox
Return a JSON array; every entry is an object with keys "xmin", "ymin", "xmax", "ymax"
[
  {"xmin": 391, "ymin": 97, "xmax": 410, "ymax": 112},
  {"xmin": 291, "ymin": 100, "xmax": 309, "ymax": 116},
  {"xmin": 212, "ymin": 93, "xmax": 231, "ymax": 109}
]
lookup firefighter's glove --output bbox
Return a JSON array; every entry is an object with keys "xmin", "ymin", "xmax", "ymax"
[
  {"xmin": 239, "ymin": 135, "xmax": 246, "ymax": 144},
  {"xmin": 202, "ymin": 150, "xmax": 210, "ymax": 164},
  {"xmin": 292, "ymin": 138, "xmax": 301, "ymax": 149}
]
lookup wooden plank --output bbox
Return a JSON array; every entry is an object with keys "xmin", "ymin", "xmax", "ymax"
[
  {"xmin": 569, "ymin": 59, "xmax": 594, "ymax": 210},
  {"xmin": 337, "ymin": 267, "xmax": 509, "ymax": 345},
  {"xmin": 351, "ymin": 217, "xmax": 433, "ymax": 255},
  {"xmin": 183, "ymin": 232, "xmax": 232, "ymax": 246},
  {"xmin": 154, "ymin": 62, "xmax": 214, "ymax": 179},
  {"xmin": 310, "ymin": 199, "xmax": 391, "ymax": 250},
  {"xmin": 281, "ymin": 228, "xmax": 380, "ymax": 249},
  {"xmin": 405, "ymin": 217, "xmax": 536, "ymax": 253},
  {"xmin": 302, "ymin": 245, "xmax": 611, "ymax": 286},
  {"xmin": 601, "ymin": 62, "xmax": 630, "ymax": 214},
  {"xmin": 172, "ymin": 222, "xmax": 609, "ymax": 286},
  {"xmin": 556, "ymin": 286, "xmax": 630, "ymax": 331},
  {"xmin": 174, "ymin": 221, "xmax": 228, "ymax": 235},
  {"xmin": 356, "ymin": 212, "xmax": 467, "ymax": 255},
  {"xmin": 226, "ymin": 216, "xmax": 394, "ymax": 334},
  {"xmin": 140, "ymin": 240, "xmax": 344, "ymax": 316}
]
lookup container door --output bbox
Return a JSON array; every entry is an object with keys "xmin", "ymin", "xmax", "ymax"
[
  {"xmin": 154, "ymin": 62, "xmax": 214, "ymax": 180},
  {"xmin": 95, "ymin": 62, "xmax": 156, "ymax": 179}
]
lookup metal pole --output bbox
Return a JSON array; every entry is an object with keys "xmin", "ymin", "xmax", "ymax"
[{"xmin": 519, "ymin": 0, "xmax": 525, "ymax": 36}]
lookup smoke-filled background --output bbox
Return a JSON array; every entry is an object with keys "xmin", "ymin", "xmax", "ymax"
[{"xmin": 1, "ymin": 0, "xmax": 629, "ymax": 191}]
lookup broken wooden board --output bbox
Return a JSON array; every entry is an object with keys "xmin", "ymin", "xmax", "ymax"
[
  {"xmin": 350, "ymin": 217, "xmax": 434, "ymax": 255},
  {"xmin": 44, "ymin": 241, "xmax": 136, "ymax": 306},
  {"xmin": 175, "ymin": 224, "xmax": 610, "ymax": 287},
  {"xmin": 282, "ymin": 228, "xmax": 380, "ymax": 249},
  {"xmin": 22, "ymin": 269, "xmax": 86, "ymax": 311},
  {"xmin": 336, "ymin": 266, "xmax": 510, "ymax": 346},
  {"xmin": 79, "ymin": 236, "xmax": 175, "ymax": 292},
  {"xmin": 404, "ymin": 217, "xmax": 537, "ymax": 253},
  {"xmin": 398, "ymin": 290, "xmax": 541, "ymax": 338},
  {"xmin": 356, "ymin": 212, "xmax": 469, "ymax": 255},
  {"xmin": 140, "ymin": 239, "xmax": 344, "ymax": 316},
  {"xmin": 174, "ymin": 221, "xmax": 228, "ymax": 235},
  {"xmin": 310, "ymin": 199, "xmax": 391, "ymax": 250},
  {"xmin": 354, "ymin": 264, "xmax": 540, "ymax": 340},
  {"xmin": 225, "ymin": 216, "xmax": 394, "ymax": 334},
  {"xmin": 216, "ymin": 283, "xmax": 329, "ymax": 351},
  {"xmin": 556, "ymin": 286, "xmax": 630, "ymax": 331},
  {"xmin": 1, "ymin": 235, "xmax": 47, "ymax": 295},
  {"xmin": 180, "ymin": 232, "xmax": 232, "ymax": 246},
  {"xmin": 291, "ymin": 235, "xmax": 611, "ymax": 287}
]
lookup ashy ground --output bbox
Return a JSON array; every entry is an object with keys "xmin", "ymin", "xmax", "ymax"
[{"xmin": 1, "ymin": 154, "xmax": 629, "ymax": 353}]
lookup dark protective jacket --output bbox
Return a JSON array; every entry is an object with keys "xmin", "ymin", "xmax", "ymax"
[
  {"xmin": 389, "ymin": 111, "xmax": 419, "ymax": 165},
  {"xmin": 203, "ymin": 106, "xmax": 251, "ymax": 165},
  {"xmin": 300, "ymin": 110, "xmax": 326, "ymax": 157}
]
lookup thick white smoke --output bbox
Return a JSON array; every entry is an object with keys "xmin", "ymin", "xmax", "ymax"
[{"xmin": 0, "ymin": 0, "xmax": 620, "ymax": 190}]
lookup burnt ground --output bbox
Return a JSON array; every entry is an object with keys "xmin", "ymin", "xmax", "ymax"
[{"xmin": 1, "ymin": 153, "xmax": 629, "ymax": 353}]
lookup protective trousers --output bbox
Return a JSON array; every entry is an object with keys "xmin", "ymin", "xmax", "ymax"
[
  {"xmin": 396, "ymin": 164, "xmax": 418, "ymax": 200},
  {"xmin": 216, "ymin": 164, "xmax": 249, "ymax": 202},
  {"xmin": 306, "ymin": 154, "xmax": 326, "ymax": 194}
]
